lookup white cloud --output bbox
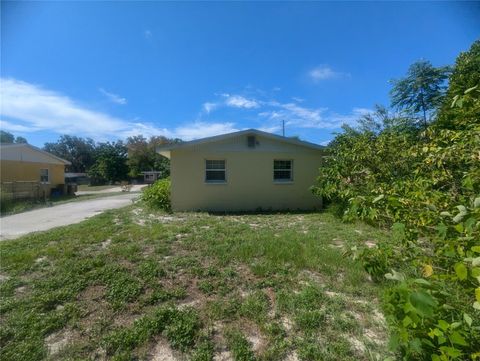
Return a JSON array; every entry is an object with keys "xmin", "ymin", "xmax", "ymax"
[
  {"xmin": 0, "ymin": 78, "xmax": 244, "ymax": 142},
  {"xmin": 0, "ymin": 119, "xmax": 41, "ymax": 133},
  {"xmin": 223, "ymin": 95, "xmax": 259, "ymax": 109},
  {"xmin": 0, "ymin": 78, "xmax": 172, "ymax": 140},
  {"xmin": 99, "ymin": 88, "xmax": 127, "ymax": 105},
  {"xmin": 174, "ymin": 122, "xmax": 239, "ymax": 141},
  {"xmin": 308, "ymin": 65, "xmax": 349, "ymax": 82},
  {"xmin": 259, "ymin": 101, "xmax": 371, "ymax": 130},
  {"xmin": 202, "ymin": 102, "xmax": 218, "ymax": 114}
]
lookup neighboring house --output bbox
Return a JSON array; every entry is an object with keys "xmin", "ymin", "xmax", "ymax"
[
  {"xmin": 0, "ymin": 143, "xmax": 71, "ymax": 195},
  {"xmin": 157, "ymin": 129, "xmax": 324, "ymax": 211},
  {"xmin": 141, "ymin": 171, "xmax": 163, "ymax": 184},
  {"xmin": 65, "ymin": 172, "xmax": 90, "ymax": 185}
]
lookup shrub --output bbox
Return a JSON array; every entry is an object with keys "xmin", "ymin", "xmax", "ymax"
[
  {"xmin": 142, "ymin": 178, "xmax": 171, "ymax": 212},
  {"xmin": 313, "ymin": 41, "xmax": 480, "ymax": 360}
]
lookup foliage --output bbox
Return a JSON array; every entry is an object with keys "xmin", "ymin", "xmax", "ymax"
[
  {"xmin": 44, "ymin": 135, "xmax": 96, "ymax": 172},
  {"xmin": 315, "ymin": 41, "xmax": 480, "ymax": 360},
  {"xmin": 390, "ymin": 60, "xmax": 450, "ymax": 128},
  {"xmin": 0, "ymin": 130, "xmax": 28, "ymax": 144},
  {"xmin": 87, "ymin": 141, "xmax": 129, "ymax": 184},
  {"xmin": 437, "ymin": 40, "xmax": 480, "ymax": 129},
  {"xmin": 126, "ymin": 135, "xmax": 177, "ymax": 178},
  {"xmin": 142, "ymin": 178, "xmax": 171, "ymax": 212}
]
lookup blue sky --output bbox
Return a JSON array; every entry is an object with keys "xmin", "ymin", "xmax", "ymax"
[{"xmin": 1, "ymin": 1, "xmax": 478, "ymax": 147}]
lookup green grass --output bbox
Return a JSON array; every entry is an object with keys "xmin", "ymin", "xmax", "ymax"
[{"xmin": 0, "ymin": 205, "xmax": 392, "ymax": 360}]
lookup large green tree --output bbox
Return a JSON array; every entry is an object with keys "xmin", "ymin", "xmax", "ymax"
[
  {"xmin": 44, "ymin": 135, "xmax": 96, "ymax": 172},
  {"xmin": 0, "ymin": 130, "xmax": 28, "ymax": 144},
  {"xmin": 126, "ymin": 135, "xmax": 180, "ymax": 178},
  {"xmin": 436, "ymin": 40, "xmax": 480, "ymax": 129},
  {"xmin": 87, "ymin": 141, "xmax": 129, "ymax": 184},
  {"xmin": 390, "ymin": 60, "xmax": 450, "ymax": 129}
]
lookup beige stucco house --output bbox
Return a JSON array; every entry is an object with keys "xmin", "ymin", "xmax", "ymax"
[
  {"xmin": 0, "ymin": 143, "xmax": 71, "ymax": 195},
  {"xmin": 157, "ymin": 129, "xmax": 324, "ymax": 212}
]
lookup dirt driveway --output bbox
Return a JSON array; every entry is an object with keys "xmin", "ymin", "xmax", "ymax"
[{"xmin": 0, "ymin": 193, "xmax": 139, "ymax": 240}]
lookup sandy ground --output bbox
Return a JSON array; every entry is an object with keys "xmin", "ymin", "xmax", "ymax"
[
  {"xmin": 0, "ymin": 193, "xmax": 139, "ymax": 241},
  {"xmin": 75, "ymin": 184, "xmax": 145, "ymax": 195}
]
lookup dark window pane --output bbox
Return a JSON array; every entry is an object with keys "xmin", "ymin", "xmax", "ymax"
[
  {"xmin": 274, "ymin": 160, "xmax": 291, "ymax": 170},
  {"xmin": 206, "ymin": 160, "xmax": 225, "ymax": 170},
  {"xmin": 274, "ymin": 170, "xmax": 292, "ymax": 180},
  {"xmin": 206, "ymin": 170, "xmax": 226, "ymax": 181}
]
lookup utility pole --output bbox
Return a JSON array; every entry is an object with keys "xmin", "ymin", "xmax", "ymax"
[{"xmin": 282, "ymin": 120, "xmax": 285, "ymax": 137}]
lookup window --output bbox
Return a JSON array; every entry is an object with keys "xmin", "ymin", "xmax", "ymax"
[
  {"xmin": 40, "ymin": 168, "xmax": 49, "ymax": 183},
  {"xmin": 273, "ymin": 160, "xmax": 293, "ymax": 182},
  {"xmin": 205, "ymin": 160, "xmax": 226, "ymax": 183}
]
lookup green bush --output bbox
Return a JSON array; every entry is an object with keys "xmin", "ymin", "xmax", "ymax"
[
  {"xmin": 142, "ymin": 178, "xmax": 171, "ymax": 212},
  {"xmin": 313, "ymin": 41, "xmax": 480, "ymax": 360}
]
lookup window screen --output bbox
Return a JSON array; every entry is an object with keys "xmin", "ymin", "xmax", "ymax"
[
  {"xmin": 273, "ymin": 160, "xmax": 293, "ymax": 181},
  {"xmin": 205, "ymin": 160, "xmax": 226, "ymax": 182},
  {"xmin": 40, "ymin": 168, "xmax": 49, "ymax": 183}
]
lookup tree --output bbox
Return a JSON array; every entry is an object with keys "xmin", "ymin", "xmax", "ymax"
[
  {"xmin": 14, "ymin": 136, "xmax": 28, "ymax": 144},
  {"xmin": 390, "ymin": 60, "xmax": 450, "ymax": 129},
  {"xmin": 88, "ymin": 141, "xmax": 129, "ymax": 184},
  {"xmin": 0, "ymin": 131, "xmax": 15, "ymax": 144},
  {"xmin": 436, "ymin": 40, "xmax": 480, "ymax": 129},
  {"xmin": 0, "ymin": 131, "xmax": 28, "ymax": 144},
  {"xmin": 44, "ymin": 135, "xmax": 96, "ymax": 172},
  {"xmin": 126, "ymin": 135, "xmax": 179, "ymax": 179},
  {"xmin": 356, "ymin": 105, "xmax": 420, "ymax": 135}
]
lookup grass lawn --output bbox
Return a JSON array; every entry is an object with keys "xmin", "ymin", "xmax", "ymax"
[{"xmin": 0, "ymin": 205, "xmax": 392, "ymax": 361}]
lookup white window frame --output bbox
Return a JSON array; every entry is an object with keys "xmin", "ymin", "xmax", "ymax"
[
  {"xmin": 273, "ymin": 159, "xmax": 293, "ymax": 183},
  {"xmin": 205, "ymin": 159, "xmax": 226, "ymax": 183},
  {"xmin": 40, "ymin": 168, "xmax": 50, "ymax": 184}
]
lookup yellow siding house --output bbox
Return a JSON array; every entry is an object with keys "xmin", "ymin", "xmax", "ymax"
[
  {"xmin": 0, "ymin": 143, "xmax": 71, "ymax": 194},
  {"xmin": 157, "ymin": 129, "xmax": 324, "ymax": 212}
]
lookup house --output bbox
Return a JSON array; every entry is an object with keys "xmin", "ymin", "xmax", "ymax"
[
  {"xmin": 65, "ymin": 172, "xmax": 90, "ymax": 185},
  {"xmin": 157, "ymin": 129, "xmax": 324, "ymax": 211},
  {"xmin": 141, "ymin": 171, "xmax": 163, "ymax": 184},
  {"xmin": 0, "ymin": 143, "xmax": 71, "ymax": 197}
]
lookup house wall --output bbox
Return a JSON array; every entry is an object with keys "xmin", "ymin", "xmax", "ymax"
[
  {"xmin": 1, "ymin": 160, "xmax": 66, "ymax": 189},
  {"xmin": 170, "ymin": 134, "xmax": 323, "ymax": 211}
]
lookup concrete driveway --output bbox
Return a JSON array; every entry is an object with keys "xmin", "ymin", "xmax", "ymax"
[
  {"xmin": 75, "ymin": 184, "xmax": 145, "ymax": 196},
  {"xmin": 0, "ymin": 193, "xmax": 139, "ymax": 240}
]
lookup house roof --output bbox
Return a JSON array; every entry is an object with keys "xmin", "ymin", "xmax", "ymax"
[
  {"xmin": 156, "ymin": 129, "xmax": 325, "ymax": 155},
  {"xmin": 0, "ymin": 143, "xmax": 71, "ymax": 165}
]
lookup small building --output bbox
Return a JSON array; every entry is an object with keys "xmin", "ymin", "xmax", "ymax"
[
  {"xmin": 141, "ymin": 171, "xmax": 163, "ymax": 184},
  {"xmin": 0, "ymin": 143, "xmax": 71, "ymax": 198},
  {"xmin": 65, "ymin": 172, "xmax": 90, "ymax": 185},
  {"xmin": 157, "ymin": 129, "xmax": 324, "ymax": 212}
]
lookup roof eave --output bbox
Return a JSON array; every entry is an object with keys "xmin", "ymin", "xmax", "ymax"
[{"xmin": 155, "ymin": 129, "xmax": 325, "ymax": 153}]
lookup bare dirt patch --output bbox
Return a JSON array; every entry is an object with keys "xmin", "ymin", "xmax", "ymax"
[
  {"xmin": 0, "ymin": 273, "xmax": 10, "ymax": 282},
  {"xmin": 349, "ymin": 336, "xmax": 366, "ymax": 354},
  {"xmin": 148, "ymin": 338, "xmax": 181, "ymax": 361},
  {"xmin": 101, "ymin": 238, "xmax": 112, "ymax": 249},
  {"xmin": 45, "ymin": 329, "xmax": 76, "ymax": 356}
]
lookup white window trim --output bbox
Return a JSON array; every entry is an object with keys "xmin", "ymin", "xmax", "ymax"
[
  {"xmin": 40, "ymin": 168, "xmax": 50, "ymax": 184},
  {"xmin": 205, "ymin": 159, "xmax": 227, "ymax": 184},
  {"xmin": 273, "ymin": 159, "xmax": 294, "ymax": 183}
]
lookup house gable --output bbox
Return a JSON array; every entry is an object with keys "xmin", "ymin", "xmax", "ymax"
[
  {"xmin": 0, "ymin": 144, "xmax": 71, "ymax": 165},
  {"xmin": 157, "ymin": 129, "xmax": 324, "ymax": 158}
]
